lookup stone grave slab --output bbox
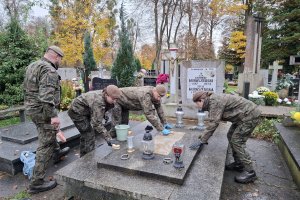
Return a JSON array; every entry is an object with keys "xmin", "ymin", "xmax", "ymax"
[
  {"xmin": 91, "ymin": 77, "xmax": 118, "ymax": 90},
  {"xmin": 0, "ymin": 111, "xmax": 74, "ymax": 144},
  {"xmin": 56, "ymin": 121, "xmax": 231, "ymax": 200},
  {"xmin": 97, "ymin": 126, "xmax": 201, "ymax": 185},
  {"xmin": 0, "ymin": 122, "xmax": 37, "ymax": 144}
]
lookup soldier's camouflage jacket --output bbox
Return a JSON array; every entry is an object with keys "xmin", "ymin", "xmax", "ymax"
[
  {"xmin": 118, "ymin": 86, "xmax": 166, "ymax": 131},
  {"xmin": 69, "ymin": 90, "xmax": 111, "ymax": 139},
  {"xmin": 201, "ymin": 94, "xmax": 261, "ymax": 143},
  {"xmin": 23, "ymin": 58, "xmax": 60, "ymax": 119}
]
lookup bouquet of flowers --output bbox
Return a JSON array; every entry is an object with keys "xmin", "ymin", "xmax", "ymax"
[
  {"xmin": 156, "ymin": 74, "xmax": 169, "ymax": 84},
  {"xmin": 256, "ymin": 87, "xmax": 270, "ymax": 95}
]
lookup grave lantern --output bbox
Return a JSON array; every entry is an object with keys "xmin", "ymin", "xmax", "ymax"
[
  {"xmin": 172, "ymin": 143, "xmax": 185, "ymax": 169},
  {"xmin": 175, "ymin": 106, "xmax": 184, "ymax": 128},
  {"xmin": 141, "ymin": 130, "xmax": 155, "ymax": 160},
  {"xmin": 127, "ymin": 131, "xmax": 135, "ymax": 153},
  {"xmin": 197, "ymin": 109, "xmax": 206, "ymax": 130}
]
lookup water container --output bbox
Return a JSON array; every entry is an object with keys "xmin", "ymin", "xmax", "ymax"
[{"xmin": 115, "ymin": 124, "xmax": 130, "ymax": 141}]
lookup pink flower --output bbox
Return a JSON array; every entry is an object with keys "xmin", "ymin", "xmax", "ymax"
[{"xmin": 156, "ymin": 74, "xmax": 169, "ymax": 84}]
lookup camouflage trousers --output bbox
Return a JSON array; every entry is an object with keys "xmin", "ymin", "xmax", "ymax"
[
  {"xmin": 227, "ymin": 112, "xmax": 261, "ymax": 171},
  {"xmin": 30, "ymin": 113, "xmax": 59, "ymax": 186},
  {"xmin": 67, "ymin": 109, "xmax": 95, "ymax": 157},
  {"xmin": 110, "ymin": 103, "xmax": 130, "ymax": 137}
]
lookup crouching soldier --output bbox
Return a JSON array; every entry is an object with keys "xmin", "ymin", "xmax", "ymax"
[
  {"xmin": 110, "ymin": 85, "xmax": 173, "ymax": 137},
  {"xmin": 68, "ymin": 85, "xmax": 121, "ymax": 157},
  {"xmin": 189, "ymin": 91, "xmax": 261, "ymax": 184}
]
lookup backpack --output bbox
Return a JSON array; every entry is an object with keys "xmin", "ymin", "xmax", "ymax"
[{"xmin": 20, "ymin": 151, "xmax": 36, "ymax": 179}]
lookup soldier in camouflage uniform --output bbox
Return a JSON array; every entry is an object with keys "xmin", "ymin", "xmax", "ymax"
[
  {"xmin": 68, "ymin": 85, "xmax": 121, "ymax": 157},
  {"xmin": 189, "ymin": 91, "xmax": 261, "ymax": 184},
  {"xmin": 110, "ymin": 85, "xmax": 172, "ymax": 136},
  {"xmin": 24, "ymin": 46, "xmax": 69, "ymax": 194}
]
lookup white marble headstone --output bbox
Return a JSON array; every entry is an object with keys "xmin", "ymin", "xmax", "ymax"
[{"xmin": 180, "ymin": 60, "xmax": 225, "ymax": 104}]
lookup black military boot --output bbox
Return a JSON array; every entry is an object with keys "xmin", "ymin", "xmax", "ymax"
[
  {"xmin": 225, "ymin": 162, "xmax": 244, "ymax": 172},
  {"xmin": 53, "ymin": 147, "xmax": 70, "ymax": 163},
  {"xmin": 235, "ymin": 170, "xmax": 257, "ymax": 183},
  {"xmin": 28, "ymin": 180, "xmax": 57, "ymax": 194}
]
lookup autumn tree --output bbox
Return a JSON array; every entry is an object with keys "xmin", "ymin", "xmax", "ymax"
[
  {"xmin": 111, "ymin": 4, "xmax": 136, "ymax": 87},
  {"xmin": 49, "ymin": 0, "xmax": 117, "ymax": 67},
  {"xmin": 138, "ymin": 44, "xmax": 156, "ymax": 70}
]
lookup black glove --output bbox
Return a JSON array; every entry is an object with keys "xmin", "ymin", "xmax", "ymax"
[
  {"xmin": 145, "ymin": 125, "xmax": 153, "ymax": 132},
  {"xmin": 189, "ymin": 139, "xmax": 206, "ymax": 150},
  {"xmin": 107, "ymin": 139, "xmax": 118, "ymax": 146}
]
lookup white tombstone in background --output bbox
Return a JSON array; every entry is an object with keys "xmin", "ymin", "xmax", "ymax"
[
  {"xmin": 269, "ymin": 61, "xmax": 283, "ymax": 91},
  {"xmin": 259, "ymin": 69, "xmax": 269, "ymax": 87},
  {"xmin": 180, "ymin": 60, "xmax": 225, "ymax": 105},
  {"xmin": 57, "ymin": 68, "xmax": 77, "ymax": 80}
]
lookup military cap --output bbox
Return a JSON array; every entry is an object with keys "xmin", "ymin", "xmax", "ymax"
[
  {"xmin": 155, "ymin": 85, "xmax": 167, "ymax": 96},
  {"xmin": 106, "ymin": 85, "xmax": 121, "ymax": 99},
  {"xmin": 48, "ymin": 45, "xmax": 64, "ymax": 57}
]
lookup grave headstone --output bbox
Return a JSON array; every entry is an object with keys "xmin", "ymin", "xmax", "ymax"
[
  {"xmin": 269, "ymin": 61, "xmax": 283, "ymax": 91},
  {"xmin": 91, "ymin": 77, "xmax": 118, "ymax": 90},
  {"xmin": 259, "ymin": 69, "xmax": 269, "ymax": 87},
  {"xmin": 238, "ymin": 14, "xmax": 264, "ymax": 94},
  {"xmin": 143, "ymin": 77, "xmax": 157, "ymax": 87},
  {"xmin": 180, "ymin": 60, "xmax": 225, "ymax": 104},
  {"xmin": 57, "ymin": 68, "xmax": 77, "ymax": 80}
]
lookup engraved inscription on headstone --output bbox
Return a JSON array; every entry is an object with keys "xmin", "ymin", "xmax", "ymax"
[
  {"xmin": 144, "ymin": 77, "xmax": 157, "ymax": 87},
  {"xmin": 92, "ymin": 77, "xmax": 118, "ymax": 90},
  {"xmin": 187, "ymin": 68, "xmax": 217, "ymax": 99}
]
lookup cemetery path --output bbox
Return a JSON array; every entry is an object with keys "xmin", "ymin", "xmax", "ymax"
[
  {"xmin": 0, "ymin": 123, "xmax": 300, "ymax": 200},
  {"xmin": 221, "ymin": 138, "xmax": 300, "ymax": 200}
]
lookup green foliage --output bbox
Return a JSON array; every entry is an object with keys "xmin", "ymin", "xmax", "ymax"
[
  {"xmin": 0, "ymin": 105, "xmax": 9, "ymax": 110},
  {"xmin": 83, "ymin": 31, "xmax": 97, "ymax": 74},
  {"xmin": 263, "ymin": 91, "xmax": 279, "ymax": 106},
  {"xmin": 276, "ymin": 76, "xmax": 294, "ymax": 91},
  {"xmin": 60, "ymin": 80, "xmax": 75, "ymax": 110},
  {"xmin": 260, "ymin": 0, "xmax": 300, "ymax": 70},
  {"xmin": 0, "ymin": 19, "xmax": 39, "ymax": 105},
  {"xmin": 135, "ymin": 58, "xmax": 142, "ymax": 72},
  {"xmin": 252, "ymin": 118, "xmax": 281, "ymax": 143},
  {"xmin": 0, "ymin": 117, "xmax": 20, "ymax": 128},
  {"xmin": 8, "ymin": 190, "xmax": 31, "ymax": 200},
  {"xmin": 129, "ymin": 113, "xmax": 146, "ymax": 121},
  {"xmin": 111, "ymin": 3, "xmax": 136, "ymax": 87}
]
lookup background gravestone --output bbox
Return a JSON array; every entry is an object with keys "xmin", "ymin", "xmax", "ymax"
[
  {"xmin": 143, "ymin": 77, "xmax": 157, "ymax": 87},
  {"xmin": 57, "ymin": 68, "xmax": 77, "ymax": 80},
  {"xmin": 91, "ymin": 77, "xmax": 118, "ymax": 90}
]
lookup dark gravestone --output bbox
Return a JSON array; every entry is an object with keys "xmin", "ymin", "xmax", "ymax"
[
  {"xmin": 92, "ymin": 77, "xmax": 118, "ymax": 90},
  {"xmin": 289, "ymin": 78, "xmax": 299, "ymax": 97},
  {"xmin": 144, "ymin": 77, "xmax": 156, "ymax": 87}
]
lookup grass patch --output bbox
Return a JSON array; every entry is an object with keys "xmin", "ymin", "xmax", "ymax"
[
  {"xmin": 252, "ymin": 118, "xmax": 281, "ymax": 143},
  {"xmin": 0, "ymin": 117, "xmax": 20, "ymax": 128},
  {"xmin": 225, "ymin": 85, "xmax": 238, "ymax": 94},
  {"xmin": 129, "ymin": 113, "xmax": 146, "ymax": 121},
  {"xmin": 5, "ymin": 190, "xmax": 30, "ymax": 200}
]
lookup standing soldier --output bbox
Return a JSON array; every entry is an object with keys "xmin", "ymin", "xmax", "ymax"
[
  {"xmin": 24, "ymin": 46, "xmax": 70, "ymax": 194},
  {"xmin": 189, "ymin": 91, "xmax": 261, "ymax": 183},
  {"xmin": 68, "ymin": 85, "xmax": 121, "ymax": 157},
  {"xmin": 110, "ymin": 85, "xmax": 173, "ymax": 137}
]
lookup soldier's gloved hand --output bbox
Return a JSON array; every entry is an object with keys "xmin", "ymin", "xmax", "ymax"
[
  {"xmin": 161, "ymin": 128, "xmax": 171, "ymax": 136},
  {"xmin": 189, "ymin": 139, "xmax": 207, "ymax": 150},
  {"xmin": 107, "ymin": 139, "xmax": 118, "ymax": 146},
  {"xmin": 164, "ymin": 123, "xmax": 173, "ymax": 129}
]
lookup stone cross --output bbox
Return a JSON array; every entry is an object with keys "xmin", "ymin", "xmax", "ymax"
[{"xmin": 269, "ymin": 61, "xmax": 283, "ymax": 91}]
